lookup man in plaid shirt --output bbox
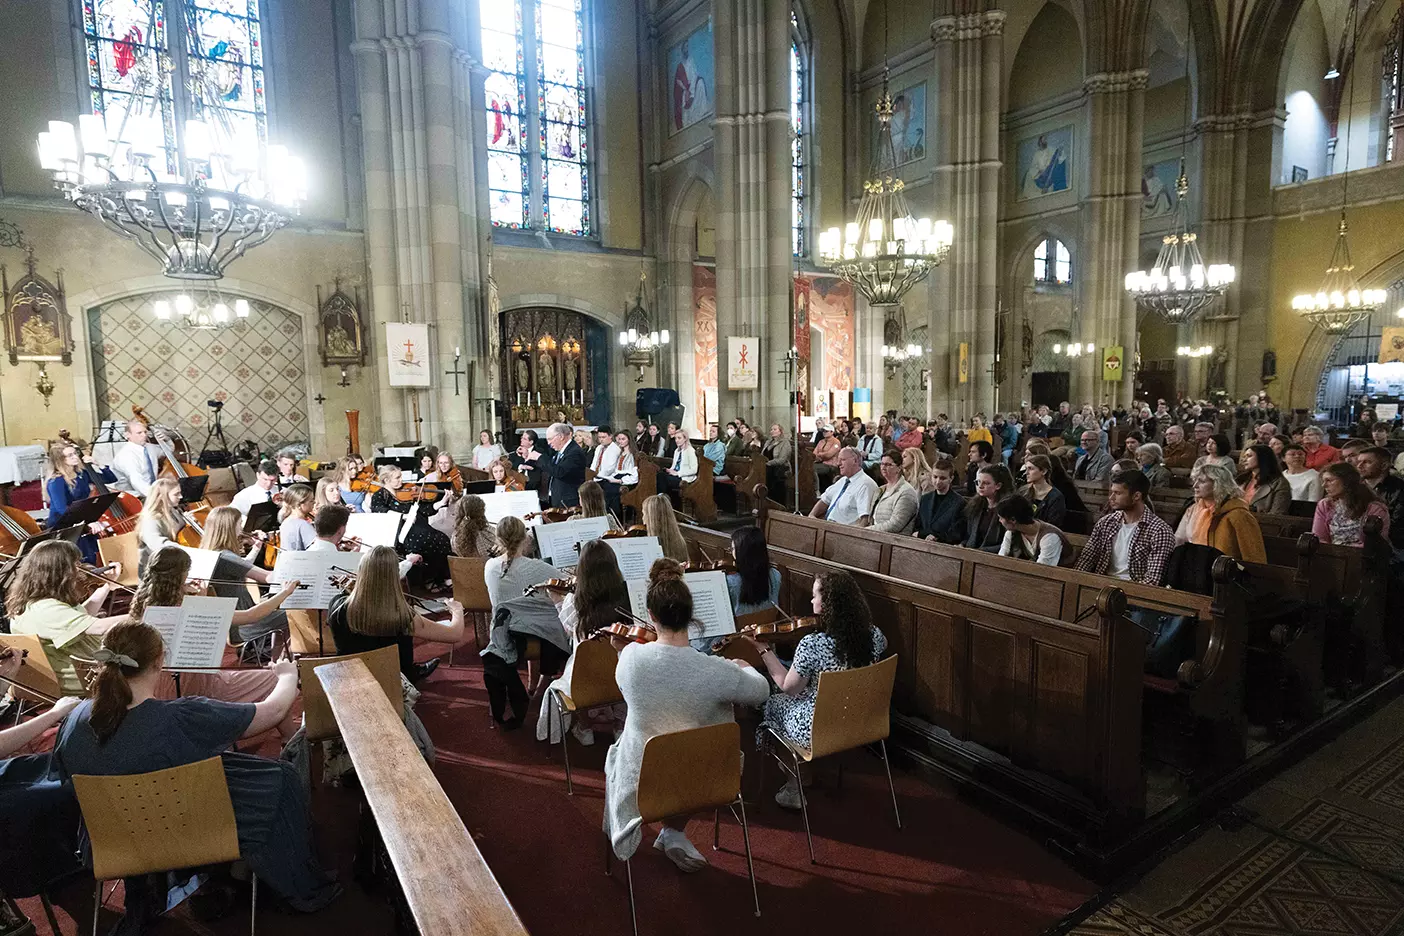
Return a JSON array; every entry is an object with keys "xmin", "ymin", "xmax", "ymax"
[{"xmin": 1075, "ymin": 469, "xmax": 1174, "ymax": 585}]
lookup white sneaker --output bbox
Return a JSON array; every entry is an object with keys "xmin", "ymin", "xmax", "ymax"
[
  {"xmin": 774, "ymin": 777, "xmax": 805, "ymax": 810},
  {"xmin": 654, "ymin": 828, "xmax": 708, "ymax": 872},
  {"xmin": 570, "ymin": 722, "xmax": 596, "ymax": 747}
]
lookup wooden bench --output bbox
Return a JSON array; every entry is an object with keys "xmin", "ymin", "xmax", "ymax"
[
  {"xmin": 317, "ymin": 658, "xmax": 529, "ymax": 936},
  {"xmin": 719, "ymin": 453, "xmax": 765, "ymax": 516},
  {"xmin": 677, "ymin": 522, "xmax": 1148, "ymax": 835},
  {"xmin": 681, "ymin": 454, "xmax": 717, "ymax": 523},
  {"xmin": 619, "ymin": 458, "xmax": 658, "ymax": 524}
]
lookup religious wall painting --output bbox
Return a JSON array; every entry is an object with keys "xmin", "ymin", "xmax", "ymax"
[
  {"xmin": 795, "ymin": 274, "xmax": 854, "ymax": 413},
  {"xmin": 875, "ymin": 81, "xmax": 927, "ymax": 168},
  {"xmin": 385, "ymin": 322, "xmax": 431, "ymax": 388},
  {"xmin": 1141, "ymin": 157, "xmax": 1180, "ymax": 221},
  {"xmin": 692, "ymin": 264, "xmax": 717, "ymax": 433},
  {"xmin": 2, "ymin": 250, "xmax": 74, "ymax": 366},
  {"xmin": 793, "ymin": 276, "xmax": 812, "ymax": 401},
  {"xmin": 316, "ymin": 281, "xmax": 365, "ymax": 367},
  {"xmin": 667, "ymin": 20, "xmax": 714, "ymax": 135},
  {"xmin": 1015, "ymin": 125, "xmax": 1073, "ymax": 202}
]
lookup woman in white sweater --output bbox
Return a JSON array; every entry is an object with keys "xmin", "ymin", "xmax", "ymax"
[
  {"xmin": 604, "ymin": 561, "xmax": 769, "ymax": 869},
  {"xmin": 864, "ymin": 450, "xmax": 919, "ymax": 533}
]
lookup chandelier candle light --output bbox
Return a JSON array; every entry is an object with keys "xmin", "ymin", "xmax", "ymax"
[
  {"xmin": 1125, "ymin": 163, "xmax": 1235, "ymax": 324},
  {"xmin": 36, "ymin": 114, "xmax": 306, "ymax": 280}
]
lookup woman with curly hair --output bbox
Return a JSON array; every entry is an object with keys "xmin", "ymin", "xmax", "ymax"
[
  {"xmin": 451, "ymin": 494, "xmax": 497, "ymax": 558},
  {"xmin": 748, "ymin": 569, "xmax": 887, "ymax": 809}
]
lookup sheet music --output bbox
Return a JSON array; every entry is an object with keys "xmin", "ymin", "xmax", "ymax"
[
  {"xmin": 604, "ymin": 537, "xmax": 664, "ymax": 580},
  {"xmin": 624, "ymin": 569, "xmax": 735, "ymax": 640},
  {"xmin": 176, "ymin": 546, "xmax": 222, "ymax": 582},
  {"xmin": 142, "ymin": 596, "xmax": 236, "ymax": 670},
  {"xmin": 534, "ymin": 516, "xmax": 611, "ymax": 567},
  {"xmin": 479, "ymin": 490, "xmax": 545, "ymax": 527},
  {"xmin": 270, "ymin": 549, "xmax": 362, "ymax": 610},
  {"xmin": 344, "ymin": 512, "xmax": 402, "ymax": 549}
]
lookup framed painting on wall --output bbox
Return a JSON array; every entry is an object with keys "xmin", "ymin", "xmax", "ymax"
[
  {"xmin": 875, "ymin": 81, "xmax": 927, "ymax": 167},
  {"xmin": 1015, "ymin": 125, "xmax": 1073, "ymax": 201},
  {"xmin": 667, "ymin": 20, "xmax": 714, "ymax": 135},
  {"xmin": 1141, "ymin": 158, "xmax": 1180, "ymax": 221}
]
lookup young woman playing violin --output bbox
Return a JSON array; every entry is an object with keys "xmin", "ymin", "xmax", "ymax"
[
  {"xmin": 369, "ymin": 465, "xmax": 454, "ymax": 592},
  {"xmin": 314, "ymin": 475, "xmax": 347, "ymax": 512},
  {"xmin": 424, "ymin": 452, "xmax": 464, "ymax": 493},
  {"xmin": 46, "ymin": 441, "xmax": 119, "ymax": 564},
  {"xmin": 330, "ymin": 456, "xmax": 370, "ymax": 512},
  {"xmin": 491, "ymin": 456, "xmax": 525, "ymax": 492},
  {"xmin": 137, "ymin": 477, "xmax": 189, "ymax": 573},
  {"xmin": 603, "ymin": 559, "xmax": 769, "ymax": 871},
  {"xmin": 201, "ymin": 506, "xmax": 289, "ymax": 649},
  {"xmin": 277, "ymin": 483, "xmax": 317, "ymax": 552},
  {"xmin": 535, "ymin": 539, "xmax": 630, "ymax": 745},
  {"xmin": 577, "ymin": 480, "xmax": 623, "ymax": 531}
]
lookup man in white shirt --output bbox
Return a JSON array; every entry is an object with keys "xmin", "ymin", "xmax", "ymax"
[
  {"xmin": 108, "ymin": 420, "xmax": 166, "ymax": 497},
  {"xmin": 231, "ymin": 460, "xmax": 282, "ymax": 520},
  {"xmin": 808, "ymin": 446, "xmax": 878, "ymax": 526},
  {"xmin": 589, "ymin": 426, "xmax": 621, "ymax": 480},
  {"xmin": 308, "ymin": 504, "xmax": 417, "ymax": 578}
]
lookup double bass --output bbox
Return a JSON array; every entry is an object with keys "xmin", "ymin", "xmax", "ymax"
[{"xmin": 130, "ymin": 406, "xmax": 212, "ymax": 532}]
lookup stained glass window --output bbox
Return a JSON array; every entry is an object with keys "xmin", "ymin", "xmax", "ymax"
[
  {"xmin": 1034, "ymin": 238, "xmax": 1072, "ymax": 284},
  {"xmin": 791, "ymin": 36, "xmax": 806, "ymax": 256},
  {"xmin": 483, "ymin": 0, "xmax": 529, "ymax": 228},
  {"xmin": 537, "ymin": 0, "xmax": 590, "ymax": 235},
  {"xmin": 82, "ymin": 0, "xmax": 178, "ymax": 175},
  {"xmin": 183, "ymin": 0, "xmax": 266, "ymax": 166}
]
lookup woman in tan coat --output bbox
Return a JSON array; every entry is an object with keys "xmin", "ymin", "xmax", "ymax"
[{"xmin": 1175, "ymin": 462, "xmax": 1266, "ymax": 563}]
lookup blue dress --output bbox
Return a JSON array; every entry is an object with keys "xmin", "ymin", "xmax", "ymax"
[
  {"xmin": 55, "ymin": 697, "xmax": 338, "ymax": 911},
  {"xmin": 46, "ymin": 469, "xmax": 117, "ymax": 564}
]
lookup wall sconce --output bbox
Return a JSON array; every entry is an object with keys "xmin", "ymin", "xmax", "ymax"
[
  {"xmin": 880, "ymin": 342, "xmax": 921, "ymax": 378},
  {"xmin": 35, "ymin": 365, "xmax": 55, "ymax": 408},
  {"xmin": 619, "ymin": 271, "xmax": 668, "ymax": 382}
]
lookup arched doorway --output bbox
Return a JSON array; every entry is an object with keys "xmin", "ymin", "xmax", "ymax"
[
  {"xmin": 1313, "ymin": 277, "xmax": 1404, "ymax": 424},
  {"xmin": 500, "ymin": 307, "xmax": 612, "ymax": 428}
]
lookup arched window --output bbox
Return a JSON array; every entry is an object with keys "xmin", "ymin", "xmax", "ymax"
[
  {"xmin": 81, "ymin": 0, "xmax": 268, "ymax": 176},
  {"xmin": 482, "ymin": 0, "xmax": 593, "ymax": 236},
  {"xmin": 1033, "ymin": 238, "xmax": 1072, "ymax": 285},
  {"xmin": 1385, "ymin": 7, "xmax": 1402, "ymax": 163},
  {"xmin": 790, "ymin": 10, "xmax": 808, "ymax": 257}
]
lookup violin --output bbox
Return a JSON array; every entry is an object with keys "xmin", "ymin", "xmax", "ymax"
[
  {"xmin": 601, "ymin": 524, "xmax": 647, "ymax": 539},
  {"xmin": 682, "ymin": 556, "xmax": 736, "ymax": 574},
  {"xmin": 522, "ymin": 577, "xmax": 576, "ymax": 597},
  {"xmin": 337, "ymin": 535, "xmax": 366, "ymax": 552},
  {"xmin": 709, "ymin": 614, "xmax": 818, "ymax": 654},
  {"xmin": 524, "ymin": 506, "xmax": 579, "ymax": 523},
  {"xmin": 597, "ymin": 606, "xmax": 657, "ymax": 644},
  {"xmin": 390, "ymin": 481, "xmax": 446, "ymax": 503}
]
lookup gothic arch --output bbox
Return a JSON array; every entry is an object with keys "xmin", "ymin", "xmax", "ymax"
[{"xmin": 663, "ymin": 171, "xmax": 717, "ymax": 431}]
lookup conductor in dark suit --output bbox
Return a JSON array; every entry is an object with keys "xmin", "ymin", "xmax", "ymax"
[{"xmin": 543, "ymin": 422, "xmax": 587, "ymax": 508}]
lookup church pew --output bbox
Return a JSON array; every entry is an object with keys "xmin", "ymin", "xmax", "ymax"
[
  {"xmin": 681, "ymin": 454, "xmax": 717, "ymax": 523},
  {"xmin": 719, "ymin": 453, "xmax": 766, "ymax": 516},
  {"xmin": 317, "ymin": 659, "xmax": 529, "ymax": 936},
  {"xmin": 677, "ymin": 522, "xmax": 1149, "ymax": 833},
  {"xmin": 619, "ymin": 457, "xmax": 658, "ymax": 524}
]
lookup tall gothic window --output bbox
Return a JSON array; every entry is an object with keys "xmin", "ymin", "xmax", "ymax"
[
  {"xmin": 82, "ymin": 0, "xmax": 267, "ymax": 176},
  {"xmin": 482, "ymin": 0, "xmax": 593, "ymax": 236},
  {"xmin": 1033, "ymin": 238, "xmax": 1072, "ymax": 285},
  {"xmin": 1385, "ymin": 8, "xmax": 1402, "ymax": 163},
  {"xmin": 790, "ymin": 12, "xmax": 807, "ymax": 257}
]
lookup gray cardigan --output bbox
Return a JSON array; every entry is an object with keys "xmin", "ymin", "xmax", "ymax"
[{"xmin": 481, "ymin": 554, "xmax": 573, "ymax": 663}]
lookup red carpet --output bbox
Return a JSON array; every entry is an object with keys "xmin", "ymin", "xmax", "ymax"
[{"xmin": 21, "ymin": 643, "xmax": 1093, "ymax": 935}]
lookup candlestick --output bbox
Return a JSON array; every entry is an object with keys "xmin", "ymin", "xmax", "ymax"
[{"xmin": 536, "ymin": 391, "xmax": 540, "ymax": 406}]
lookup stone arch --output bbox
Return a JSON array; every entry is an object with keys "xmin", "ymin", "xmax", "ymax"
[
  {"xmin": 68, "ymin": 274, "xmax": 326, "ymax": 453},
  {"xmin": 1007, "ymin": 1, "xmax": 1087, "ymax": 110},
  {"xmin": 663, "ymin": 171, "xmax": 717, "ymax": 432}
]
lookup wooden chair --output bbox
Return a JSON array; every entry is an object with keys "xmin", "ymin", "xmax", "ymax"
[
  {"xmin": 285, "ymin": 609, "xmax": 337, "ymax": 657},
  {"xmin": 682, "ymin": 456, "xmax": 718, "ymax": 523},
  {"xmin": 758, "ymin": 654, "xmax": 900, "ymax": 863},
  {"xmin": 606, "ymin": 721, "xmax": 759, "ymax": 934},
  {"xmin": 96, "ymin": 532, "xmax": 140, "ymax": 588},
  {"xmin": 298, "ymin": 645, "xmax": 403, "ymax": 744},
  {"xmin": 72, "ymin": 757, "xmax": 250, "ymax": 936},
  {"xmin": 0, "ymin": 633, "xmax": 63, "ymax": 706},
  {"xmin": 546, "ymin": 638, "xmax": 623, "ymax": 794},
  {"xmin": 448, "ymin": 555, "xmax": 491, "ymax": 657}
]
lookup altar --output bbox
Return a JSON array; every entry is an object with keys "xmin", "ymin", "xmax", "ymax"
[{"xmin": 500, "ymin": 307, "xmax": 608, "ymax": 427}]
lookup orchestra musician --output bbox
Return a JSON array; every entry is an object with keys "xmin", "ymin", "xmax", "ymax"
[
  {"xmin": 137, "ymin": 477, "xmax": 188, "ymax": 573},
  {"xmin": 480, "ymin": 516, "xmax": 571, "ymax": 728},
  {"xmin": 231, "ymin": 459, "xmax": 283, "ymax": 520},
  {"xmin": 451, "ymin": 494, "xmax": 497, "ymax": 559},
  {"xmin": 7, "ymin": 540, "xmax": 127, "ymax": 696},
  {"xmin": 107, "ymin": 419, "xmax": 166, "ymax": 498},
  {"xmin": 200, "ymin": 506, "xmax": 292, "ymax": 648},
  {"xmin": 643, "ymin": 493, "xmax": 689, "ymax": 562},
  {"xmin": 46, "ymin": 441, "xmax": 118, "ymax": 564},
  {"xmin": 369, "ymin": 466, "xmax": 453, "ymax": 592},
  {"xmin": 329, "ymin": 456, "xmax": 369, "ymax": 512},
  {"xmin": 308, "ymin": 504, "xmax": 420, "ymax": 579},
  {"xmin": 534, "ymin": 539, "xmax": 630, "ymax": 745},
  {"xmin": 327, "ymin": 545, "xmax": 465, "ymax": 684},
  {"xmin": 274, "ymin": 450, "xmax": 309, "ymax": 488},
  {"xmin": 314, "ymin": 475, "xmax": 349, "ymax": 513},
  {"xmin": 603, "ymin": 559, "xmax": 768, "ymax": 870},
  {"xmin": 491, "ymin": 456, "xmax": 525, "ymax": 492},
  {"xmin": 577, "ymin": 480, "xmax": 623, "ymax": 531},
  {"xmin": 277, "ymin": 483, "xmax": 317, "ymax": 552},
  {"xmin": 53, "ymin": 622, "xmax": 341, "ymax": 922}
]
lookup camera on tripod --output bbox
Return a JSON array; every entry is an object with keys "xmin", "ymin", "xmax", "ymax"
[{"xmin": 207, "ymin": 399, "xmax": 225, "ymax": 410}]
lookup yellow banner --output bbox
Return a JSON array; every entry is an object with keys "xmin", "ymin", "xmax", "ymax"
[
  {"xmin": 1102, "ymin": 345, "xmax": 1125, "ymax": 382},
  {"xmin": 958, "ymin": 343, "xmax": 969, "ymax": 384},
  {"xmin": 1380, "ymin": 328, "xmax": 1404, "ymax": 364}
]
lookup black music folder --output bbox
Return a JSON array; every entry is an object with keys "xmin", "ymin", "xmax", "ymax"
[
  {"xmin": 243, "ymin": 500, "xmax": 280, "ymax": 534},
  {"xmin": 56, "ymin": 492, "xmax": 120, "ymax": 530}
]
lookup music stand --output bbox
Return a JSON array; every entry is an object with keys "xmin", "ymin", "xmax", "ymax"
[
  {"xmin": 461, "ymin": 480, "xmax": 497, "ymax": 496},
  {"xmin": 242, "ymin": 500, "xmax": 280, "ymax": 535},
  {"xmin": 178, "ymin": 475, "xmax": 209, "ymax": 504},
  {"xmin": 55, "ymin": 493, "xmax": 120, "ymax": 531}
]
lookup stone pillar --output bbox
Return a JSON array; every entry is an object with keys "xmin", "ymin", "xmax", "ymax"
[
  {"xmin": 930, "ymin": 11, "xmax": 1004, "ymax": 422},
  {"xmin": 1081, "ymin": 70, "xmax": 1146, "ymax": 410},
  {"xmin": 713, "ymin": 0, "xmax": 794, "ymax": 430},
  {"xmin": 351, "ymin": 0, "xmax": 482, "ymax": 453}
]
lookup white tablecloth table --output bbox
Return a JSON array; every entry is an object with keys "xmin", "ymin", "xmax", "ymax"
[{"xmin": 0, "ymin": 445, "xmax": 47, "ymax": 485}]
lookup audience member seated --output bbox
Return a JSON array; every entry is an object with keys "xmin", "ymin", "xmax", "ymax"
[
  {"xmin": 863, "ymin": 450, "xmax": 920, "ymax": 534},
  {"xmin": 1075, "ymin": 470, "xmax": 1175, "ymax": 585},
  {"xmin": 535, "ymin": 539, "xmax": 630, "ymax": 745},
  {"xmin": 1136, "ymin": 442, "xmax": 1173, "ymax": 487},
  {"xmin": 1301, "ymin": 426, "xmax": 1342, "ymax": 470},
  {"xmin": 604, "ymin": 561, "xmax": 769, "ymax": 868},
  {"xmin": 914, "ymin": 458, "xmax": 966, "ymax": 543},
  {"xmin": 964, "ymin": 464, "xmax": 1016, "ymax": 550},
  {"xmin": 749, "ymin": 570, "xmax": 886, "ymax": 810},
  {"xmin": 1074, "ymin": 429, "xmax": 1114, "ymax": 482},
  {"xmin": 644, "ymin": 493, "xmax": 690, "ymax": 562},
  {"xmin": 1357, "ymin": 446, "xmax": 1404, "ymax": 552},
  {"xmin": 1282, "ymin": 443, "xmax": 1324, "ymax": 502},
  {"xmin": 996, "ymin": 495, "xmax": 1072, "ymax": 566},
  {"xmin": 1162, "ymin": 424, "xmax": 1198, "ymax": 469},
  {"xmin": 1192, "ymin": 434, "xmax": 1235, "ymax": 472},
  {"xmin": 1173, "ymin": 464, "xmax": 1266, "ymax": 563},
  {"xmin": 661, "ymin": 426, "xmax": 698, "ymax": 499},
  {"xmin": 964, "ymin": 440, "xmax": 995, "ymax": 495},
  {"xmin": 1019, "ymin": 453, "xmax": 1068, "ymax": 528},
  {"xmin": 54, "ymin": 622, "xmax": 340, "ymax": 923},
  {"xmin": 901, "ymin": 447, "xmax": 935, "ymax": 494},
  {"xmin": 1238, "ymin": 443, "xmax": 1291, "ymax": 515},
  {"xmin": 702, "ymin": 424, "xmax": 727, "ymax": 479},
  {"xmin": 809, "ymin": 446, "xmax": 879, "ymax": 526},
  {"xmin": 763, "ymin": 424, "xmax": 792, "ymax": 501},
  {"xmin": 1313, "ymin": 462, "xmax": 1391, "ymax": 548},
  {"xmin": 813, "ymin": 426, "xmax": 841, "ymax": 492}
]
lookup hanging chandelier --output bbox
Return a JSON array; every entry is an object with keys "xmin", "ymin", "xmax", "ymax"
[
  {"xmin": 1177, "ymin": 344, "xmax": 1214, "ymax": 357},
  {"xmin": 1124, "ymin": 171, "xmax": 1235, "ymax": 324},
  {"xmin": 153, "ymin": 289, "xmax": 252, "ymax": 331},
  {"xmin": 816, "ymin": 77, "xmax": 952, "ymax": 307}
]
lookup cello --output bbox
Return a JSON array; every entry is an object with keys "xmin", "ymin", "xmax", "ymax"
[
  {"xmin": 57, "ymin": 429, "xmax": 143, "ymax": 537},
  {"xmin": 131, "ymin": 406, "xmax": 212, "ymax": 527},
  {"xmin": 0, "ymin": 501, "xmax": 43, "ymax": 558}
]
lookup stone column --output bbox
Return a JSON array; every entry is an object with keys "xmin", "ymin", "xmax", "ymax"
[
  {"xmin": 930, "ymin": 11, "xmax": 1004, "ymax": 422},
  {"xmin": 713, "ymin": 0, "xmax": 794, "ymax": 430},
  {"xmin": 1080, "ymin": 69, "xmax": 1146, "ymax": 410}
]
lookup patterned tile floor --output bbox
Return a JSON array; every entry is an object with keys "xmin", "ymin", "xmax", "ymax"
[{"xmin": 1064, "ymin": 696, "xmax": 1404, "ymax": 936}]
